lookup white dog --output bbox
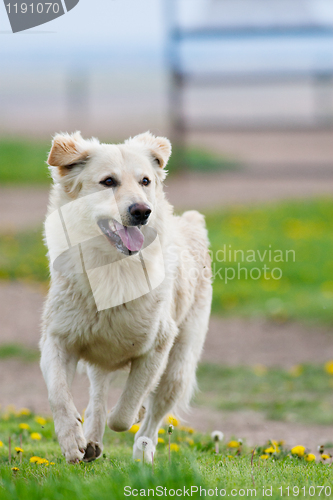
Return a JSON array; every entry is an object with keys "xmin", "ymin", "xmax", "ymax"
[{"xmin": 40, "ymin": 131, "xmax": 212, "ymax": 463}]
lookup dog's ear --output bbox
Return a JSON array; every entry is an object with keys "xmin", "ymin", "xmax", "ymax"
[
  {"xmin": 48, "ymin": 131, "xmax": 89, "ymax": 175},
  {"xmin": 128, "ymin": 132, "xmax": 172, "ymax": 170}
]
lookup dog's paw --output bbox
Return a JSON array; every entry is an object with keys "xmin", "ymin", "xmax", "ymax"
[
  {"xmin": 133, "ymin": 441, "xmax": 155, "ymax": 464},
  {"xmin": 83, "ymin": 442, "xmax": 103, "ymax": 462},
  {"xmin": 57, "ymin": 418, "xmax": 87, "ymax": 464}
]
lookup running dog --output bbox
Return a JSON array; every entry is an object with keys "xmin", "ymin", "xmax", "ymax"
[{"xmin": 40, "ymin": 131, "xmax": 212, "ymax": 463}]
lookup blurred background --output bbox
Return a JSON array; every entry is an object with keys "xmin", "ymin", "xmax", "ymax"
[{"xmin": 1, "ymin": 0, "xmax": 333, "ymax": 451}]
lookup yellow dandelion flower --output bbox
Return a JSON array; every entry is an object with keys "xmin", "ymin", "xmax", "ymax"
[
  {"xmin": 134, "ymin": 459, "xmax": 141, "ymax": 462},
  {"xmin": 227, "ymin": 440, "xmax": 239, "ymax": 448},
  {"xmin": 170, "ymin": 443, "xmax": 180, "ymax": 452},
  {"xmin": 128, "ymin": 424, "xmax": 140, "ymax": 434},
  {"xmin": 260, "ymin": 454, "xmax": 269, "ymax": 460},
  {"xmin": 178, "ymin": 425, "xmax": 195, "ymax": 434},
  {"xmin": 291, "ymin": 445, "xmax": 305, "ymax": 457},
  {"xmin": 321, "ymin": 281, "xmax": 333, "ymax": 299},
  {"xmin": 34, "ymin": 416, "xmax": 46, "ymax": 426},
  {"xmin": 324, "ymin": 361, "xmax": 333, "ymax": 375},
  {"xmin": 17, "ymin": 408, "xmax": 31, "ymax": 417},
  {"xmin": 50, "ymin": 462, "xmax": 55, "ymax": 465},
  {"xmin": 181, "ymin": 426, "xmax": 195, "ymax": 434},
  {"xmin": 11, "ymin": 467, "xmax": 19, "ymax": 472},
  {"xmin": 157, "ymin": 437, "xmax": 165, "ymax": 444},
  {"xmin": 321, "ymin": 454, "xmax": 331, "ymax": 460},
  {"xmin": 158, "ymin": 428, "xmax": 165, "ymax": 434},
  {"xmin": 289, "ymin": 365, "xmax": 303, "ymax": 377},
  {"xmin": 186, "ymin": 438, "xmax": 194, "ymax": 446},
  {"xmin": 19, "ymin": 423, "xmax": 30, "ymax": 430},
  {"xmin": 30, "ymin": 432, "xmax": 42, "ymax": 441},
  {"xmin": 305, "ymin": 454, "xmax": 316, "ymax": 462},
  {"xmin": 268, "ymin": 439, "xmax": 281, "ymax": 452},
  {"xmin": 15, "ymin": 447, "xmax": 24, "ymax": 453},
  {"xmin": 253, "ymin": 364, "xmax": 267, "ymax": 376},
  {"xmin": 264, "ymin": 446, "xmax": 277, "ymax": 454},
  {"xmin": 36, "ymin": 458, "xmax": 49, "ymax": 465},
  {"xmin": 165, "ymin": 414, "xmax": 179, "ymax": 427},
  {"xmin": 0, "ymin": 441, "xmax": 3, "ymax": 447},
  {"xmin": 30, "ymin": 456, "xmax": 41, "ymax": 463}
]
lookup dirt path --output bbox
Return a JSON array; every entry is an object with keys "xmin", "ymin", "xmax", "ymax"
[{"xmin": 2, "ymin": 282, "xmax": 333, "ymax": 368}]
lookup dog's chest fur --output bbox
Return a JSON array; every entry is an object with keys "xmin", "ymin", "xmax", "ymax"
[{"xmin": 43, "ymin": 274, "xmax": 168, "ymax": 370}]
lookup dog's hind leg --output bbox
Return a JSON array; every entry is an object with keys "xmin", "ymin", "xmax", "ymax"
[
  {"xmin": 83, "ymin": 365, "xmax": 113, "ymax": 462},
  {"xmin": 133, "ymin": 295, "xmax": 211, "ymax": 460},
  {"xmin": 40, "ymin": 336, "xmax": 86, "ymax": 463}
]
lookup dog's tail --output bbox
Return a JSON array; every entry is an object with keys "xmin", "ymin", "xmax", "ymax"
[{"xmin": 181, "ymin": 210, "xmax": 206, "ymax": 228}]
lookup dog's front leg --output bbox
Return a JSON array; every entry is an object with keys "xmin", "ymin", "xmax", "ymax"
[
  {"xmin": 82, "ymin": 365, "xmax": 113, "ymax": 462},
  {"xmin": 107, "ymin": 325, "xmax": 176, "ymax": 438},
  {"xmin": 40, "ymin": 336, "xmax": 86, "ymax": 463}
]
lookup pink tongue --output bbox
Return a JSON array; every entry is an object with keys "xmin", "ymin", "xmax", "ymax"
[{"xmin": 114, "ymin": 221, "xmax": 144, "ymax": 252}]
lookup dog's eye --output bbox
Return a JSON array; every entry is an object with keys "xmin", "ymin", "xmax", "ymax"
[
  {"xmin": 141, "ymin": 177, "xmax": 151, "ymax": 186},
  {"xmin": 100, "ymin": 177, "xmax": 117, "ymax": 188}
]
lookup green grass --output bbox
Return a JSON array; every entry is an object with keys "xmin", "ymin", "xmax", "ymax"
[
  {"xmin": 207, "ymin": 197, "xmax": 333, "ymax": 323},
  {"xmin": 168, "ymin": 147, "xmax": 240, "ymax": 173},
  {"xmin": 1, "ymin": 198, "xmax": 333, "ymax": 324},
  {"xmin": 0, "ymin": 344, "xmax": 39, "ymax": 362},
  {"xmin": 0, "ymin": 138, "xmax": 237, "ymax": 185},
  {"xmin": 196, "ymin": 363, "xmax": 333, "ymax": 426},
  {"xmin": 0, "ymin": 411, "xmax": 332, "ymax": 500},
  {"xmin": 0, "ymin": 229, "xmax": 48, "ymax": 282},
  {"xmin": 0, "ymin": 139, "xmax": 50, "ymax": 184}
]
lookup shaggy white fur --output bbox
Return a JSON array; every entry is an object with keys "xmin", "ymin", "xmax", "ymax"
[{"xmin": 40, "ymin": 131, "xmax": 212, "ymax": 463}]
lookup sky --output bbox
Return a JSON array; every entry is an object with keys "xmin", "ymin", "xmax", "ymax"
[
  {"xmin": 0, "ymin": 0, "xmax": 165, "ymax": 69},
  {"xmin": 1, "ymin": 0, "xmax": 332, "ymax": 72}
]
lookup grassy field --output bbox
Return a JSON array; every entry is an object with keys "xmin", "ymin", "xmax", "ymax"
[
  {"xmin": 0, "ymin": 409, "xmax": 333, "ymax": 500},
  {"xmin": 1, "ymin": 198, "xmax": 333, "ymax": 323},
  {"xmin": 196, "ymin": 363, "xmax": 333, "ymax": 427},
  {"xmin": 0, "ymin": 138, "xmax": 237, "ymax": 185},
  {"xmin": 206, "ymin": 198, "xmax": 333, "ymax": 323},
  {"xmin": 0, "ymin": 139, "xmax": 51, "ymax": 184}
]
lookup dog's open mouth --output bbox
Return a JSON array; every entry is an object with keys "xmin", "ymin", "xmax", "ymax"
[{"xmin": 97, "ymin": 219, "xmax": 144, "ymax": 255}]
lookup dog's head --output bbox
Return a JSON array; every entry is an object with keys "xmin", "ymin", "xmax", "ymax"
[{"xmin": 47, "ymin": 131, "xmax": 171, "ymax": 256}]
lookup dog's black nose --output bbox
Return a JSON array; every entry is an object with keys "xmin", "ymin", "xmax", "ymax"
[{"xmin": 129, "ymin": 203, "xmax": 151, "ymax": 224}]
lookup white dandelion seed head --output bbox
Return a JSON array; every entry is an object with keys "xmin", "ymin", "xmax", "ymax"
[
  {"xmin": 238, "ymin": 438, "xmax": 243, "ymax": 445},
  {"xmin": 136, "ymin": 436, "xmax": 153, "ymax": 452},
  {"xmin": 211, "ymin": 430, "xmax": 224, "ymax": 442},
  {"xmin": 168, "ymin": 424, "xmax": 174, "ymax": 434}
]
